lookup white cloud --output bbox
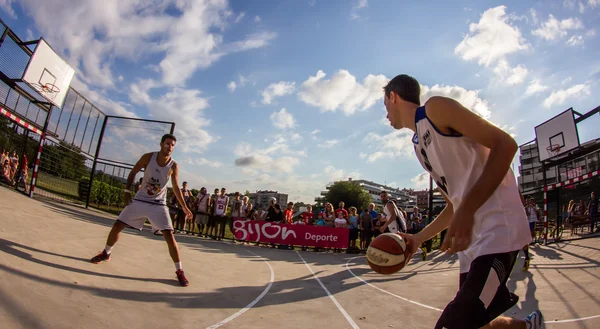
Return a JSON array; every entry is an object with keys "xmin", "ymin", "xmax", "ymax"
[
  {"xmin": 455, "ymin": 6, "xmax": 530, "ymax": 67},
  {"xmin": 586, "ymin": 29, "xmax": 596, "ymax": 37},
  {"xmin": 351, "ymin": 0, "xmax": 368, "ymax": 20},
  {"xmin": 525, "ymin": 79, "xmax": 549, "ymax": 96},
  {"xmin": 235, "ymin": 12, "xmax": 245, "ymax": 23},
  {"xmin": 298, "ymin": 69, "xmax": 388, "ymax": 115},
  {"xmin": 270, "ymin": 108, "xmax": 296, "ymax": 129},
  {"xmin": 543, "ymin": 84, "xmax": 591, "ymax": 108},
  {"xmin": 323, "ymin": 165, "xmax": 361, "ymax": 182},
  {"xmin": 261, "ymin": 81, "xmax": 296, "ymax": 104},
  {"xmin": 254, "ymin": 15, "xmax": 261, "ymax": 23},
  {"xmin": 291, "ymin": 133, "xmax": 303, "ymax": 143},
  {"xmin": 411, "ymin": 172, "xmax": 430, "ymax": 189},
  {"xmin": 492, "ymin": 59, "xmax": 529, "ymax": 85},
  {"xmin": 227, "ymin": 81, "xmax": 237, "ymax": 92},
  {"xmin": 185, "ymin": 157, "xmax": 223, "ymax": 168},
  {"xmin": 311, "ymin": 129, "xmax": 320, "ymax": 135},
  {"xmin": 566, "ymin": 35, "xmax": 584, "ymax": 46},
  {"xmin": 420, "ymin": 84, "xmax": 492, "ymax": 118},
  {"xmin": 318, "ymin": 139, "xmax": 339, "ymax": 149},
  {"xmin": 233, "ymin": 137, "xmax": 303, "ymax": 174},
  {"xmin": 564, "ymin": 0, "xmax": 577, "ymax": 9},
  {"xmin": 128, "ymin": 81, "xmax": 218, "ymax": 153},
  {"xmin": 532, "ymin": 14, "xmax": 584, "ymax": 41},
  {"xmin": 579, "ymin": 1, "xmax": 586, "ymax": 13},
  {"xmin": 362, "ymin": 130, "xmax": 414, "ymax": 163},
  {"xmin": 530, "ymin": 8, "xmax": 538, "ymax": 25},
  {"xmin": 590, "ymin": 0, "xmax": 600, "ymax": 8},
  {"xmin": 0, "ymin": 0, "xmax": 16, "ymax": 19},
  {"xmin": 10, "ymin": 0, "xmax": 276, "ymax": 89},
  {"xmin": 71, "ymin": 77, "xmax": 137, "ymax": 118}
]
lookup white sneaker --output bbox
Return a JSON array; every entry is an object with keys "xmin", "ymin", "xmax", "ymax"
[{"xmin": 524, "ymin": 310, "xmax": 545, "ymax": 329}]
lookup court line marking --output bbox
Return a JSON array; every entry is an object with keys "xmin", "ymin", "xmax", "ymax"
[
  {"xmin": 345, "ymin": 256, "xmax": 442, "ymax": 312},
  {"xmin": 296, "ymin": 251, "xmax": 360, "ymax": 329},
  {"xmin": 205, "ymin": 250, "xmax": 274, "ymax": 329},
  {"xmin": 346, "ymin": 256, "xmax": 600, "ymax": 325}
]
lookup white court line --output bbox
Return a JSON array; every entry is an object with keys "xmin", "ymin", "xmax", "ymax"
[
  {"xmin": 346, "ymin": 256, "xmax": 600, "ymax": 325},
  {"xmin": 296, "ymin": 251, "xmax": 360, "ymax": 329},
  {"xmin": 546, "ymin": 314, "xmax": 600, "ymax": 324},
  {"xmin": 205, "ymin": 250, "xmax": 274, "ymax": 329},
  {"xmin": 345, "ymin": 256, "xmax": 442, "ymax": 312}
]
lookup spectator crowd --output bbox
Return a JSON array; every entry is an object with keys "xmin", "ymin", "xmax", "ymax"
[{"xmin": 149, "ymin": 181, "xmax": 435, "ymax": 255}]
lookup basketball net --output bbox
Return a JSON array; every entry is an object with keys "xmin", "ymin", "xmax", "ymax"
[{"xmin": 546, "ymin": 144, "xmax": 561, "ymax": 158}]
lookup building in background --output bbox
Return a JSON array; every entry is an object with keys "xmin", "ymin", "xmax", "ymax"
[
  {"xmin": 249, "ymin": 190, "xmax": 288, "ymax": 209},
  {"xmin": 518, "ymin": 139, "xmax": 600, "ymax": 198},
  {"xmin": 315, "ymin": 178, "xmax": 416, "ymax": 209}
]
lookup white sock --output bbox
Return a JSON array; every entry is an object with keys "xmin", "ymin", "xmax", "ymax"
[
  {"xmin": 175, "ymin": 262, "xmax": 182, "ymax": 271},
  {"xmin": 104, "ymin": 245, "xmax": 113, "ymax": 254}
]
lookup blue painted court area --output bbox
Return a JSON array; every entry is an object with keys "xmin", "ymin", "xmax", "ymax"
[{"xmin": 1, "ymin": 187, "xmax": 599, "ymax": 329}]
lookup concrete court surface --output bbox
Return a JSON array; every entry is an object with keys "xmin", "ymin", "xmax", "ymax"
[{"xmin": 0, "ymin": 187, "xmax": 599, "ymax": 329}]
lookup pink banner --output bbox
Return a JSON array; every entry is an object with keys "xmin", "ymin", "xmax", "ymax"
[{"xmin": 233, "ymin": 219, "xmax": 349, "ymax": 248}]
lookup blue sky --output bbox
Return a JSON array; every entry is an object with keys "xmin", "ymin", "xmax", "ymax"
[{"xmin": 2, "ymin": 0, "xmax": 599, "ymax": 203}]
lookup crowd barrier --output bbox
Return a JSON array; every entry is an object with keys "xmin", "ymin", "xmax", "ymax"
[{"xmin": 232, "ymin": 219, "xmax": 350, "ymax": 248}]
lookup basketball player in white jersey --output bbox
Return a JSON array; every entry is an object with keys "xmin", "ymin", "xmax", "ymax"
[
  {"xmin": 214, "ymin": 188, "xmax": 229, "ymax": 240},
  {"xmin": 383, "ymin": 75, "xmax": 543, "ymax": 329},
  {"xmin": 378, "ymin": 190, "xmax": 407, "ymax": 234},
  {"xmin": 379, "ymin": 190, "xmax": 428, "ymax": 260},
  {"xmin": 90, "ymin": 134, "xmax": 192, "ymax": 287}
]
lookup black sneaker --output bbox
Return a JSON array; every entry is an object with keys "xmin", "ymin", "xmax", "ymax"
[
  {"xmin": 90, "ymin": 250, "xmax": 111, "ymax": 264},
  {"xmin": 176, "ymin": 269, "xmax": 189, "ymax": 287}
]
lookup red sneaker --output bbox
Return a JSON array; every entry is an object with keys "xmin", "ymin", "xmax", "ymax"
[
  {"xmin": 176, "ymin": 269, "xmax": 189, "ymax": 287},
  {"xmin": 90, "ymin": 250, "xmax": 111, "ymax": 264}
]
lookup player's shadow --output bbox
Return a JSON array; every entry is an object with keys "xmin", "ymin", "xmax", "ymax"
[
  {"xmin": 0, "ymin": 261, "xmax": 400, "ymax": 309},
  {"xmin": 505, "ymin": 262, "xmax": 538, "ymax": 319},
  {"xmin": 531, "ymin": 245, "xmax": 563, "ymax": 260},
  {"xmin": 0, "ymin": 238, "xmax": 177, "ymax": 286}
]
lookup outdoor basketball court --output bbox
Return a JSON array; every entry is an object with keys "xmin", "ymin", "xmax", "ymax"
[{"xmin": 1, "ymin": 188, "xmax": 599, "ymax": 329}]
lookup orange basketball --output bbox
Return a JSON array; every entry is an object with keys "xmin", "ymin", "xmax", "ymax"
[{"xmin": 366, "ymin": 233, "xmax": 410, "ymax": 275}]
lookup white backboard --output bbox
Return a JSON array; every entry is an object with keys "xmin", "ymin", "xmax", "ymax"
[
  {"xmin": 22, "ymin": 38, "xmax": 75, "ymax": 108},
  {"xmin": 534, "ymin": 108, "xmax": 580, "ymax": 162}
]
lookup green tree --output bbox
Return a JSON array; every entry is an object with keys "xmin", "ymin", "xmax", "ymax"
[
  {"xmin": 325, "ymin": 181, "xmax": 371, "ymax": 212},
  {"xmin": 191, "ymin": 189, "xmax": 199, "ymax": 197}
]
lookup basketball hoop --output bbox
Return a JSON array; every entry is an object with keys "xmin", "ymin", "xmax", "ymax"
[
  {"xmin": 546, "ymin": 144, "xmax": 561, "ymax": 158},
  {"xmin": 38, "ymin": 82, "xmax": 60, "ymax": 94}
]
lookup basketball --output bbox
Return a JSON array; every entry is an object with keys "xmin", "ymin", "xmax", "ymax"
[{"xmin": 366, "ymin": 233, "xmax": 410, "ymax": 274}]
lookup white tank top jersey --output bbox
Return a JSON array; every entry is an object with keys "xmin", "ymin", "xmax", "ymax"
[
  {"xmin": 196, "ymin": 193, "xmax": 209, "ymax": 213},
  {"xmin": 384, "ymin": 201, "xmax": 406, "ymax": 233},
  {"xmin": 133, "ymin": 152, "xmax": 174, "ymax": 205},
  {"xmin": 412, "ymin": 106, "xmax": 531, "ymax": 258},
  {"xmin": 215, "ymin": 195, "xmax": 228, "ymax": 216}
]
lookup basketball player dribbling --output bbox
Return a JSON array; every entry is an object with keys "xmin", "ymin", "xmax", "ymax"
[
  {"xmin": 90, "ymin": 134, "xmax": 192, "ymax": 287},
  {"xmin": 383, "ymin": 75, "xmax": 543, "ymax": 329}
]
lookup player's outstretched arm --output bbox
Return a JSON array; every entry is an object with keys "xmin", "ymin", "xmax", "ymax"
[
  {"xmin": 426, "ymin": 96, "xmax": 518, "ymax": 215},
  {"xmin": 170, "ymin": 162, "xmax": 192, "ymax": 220}
]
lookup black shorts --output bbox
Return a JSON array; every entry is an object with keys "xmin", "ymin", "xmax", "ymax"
[
  {"xmin": 349, "ymin": 228, "xmax": 359, "ymax": 240},
  {"xmin": 434, "ymin": 250, "xmax": 520, "ymax": 329},
  {"xmin": 360, "ymin": 229, "xmax": 372, "ymax": 241}
]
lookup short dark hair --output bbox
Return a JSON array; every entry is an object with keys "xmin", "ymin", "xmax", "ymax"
[
  {"xmin": 383, "ymin": 74, "xmax": 421, "ymax": 105},
  {"xmin": 161, "ymin": 134, "xmax": 177, "ymax": 143}
]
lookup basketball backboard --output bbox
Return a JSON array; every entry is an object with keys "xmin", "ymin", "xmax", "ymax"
[
  {"xmin": 22, "ymin": 38, "xmax": 75, "ymax": 108},
  {"xmin": 534, "ymin": 108, "xmax": 580, "ymax": 162}
]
